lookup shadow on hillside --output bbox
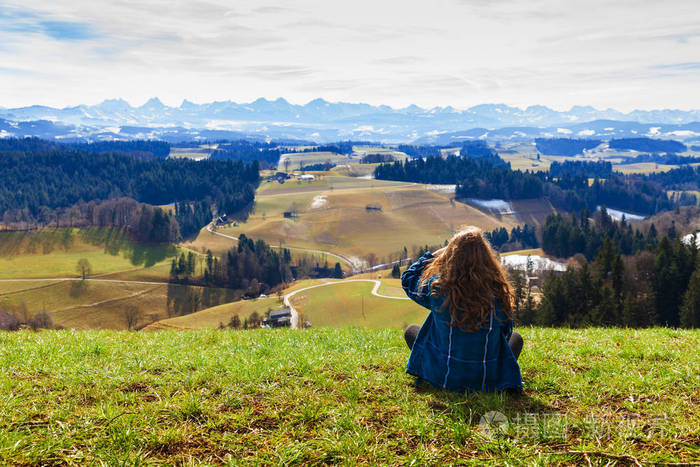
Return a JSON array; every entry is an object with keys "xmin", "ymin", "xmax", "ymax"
[
  {"xmin": 129, "ymin": 244, "xmax": 177, "ymax": 267},
  {"xmin": 165, "ymin": 284, "xmax": 239, "ymax": 317},
  {"xmin": 415, "ymin": 380, "xmax": 554, "ymax": 423},
  {"xmin": 69, "ymin": 280, "xmax": 88, "ymax": 298},
  {"xmin": 79, "ymin": 227, "xmax": 177, "ymax": 267},
  {"xmin": 0, "ymin": 229, "xmax": 76, "ymax": 256},
  {"xmin": 79, "ymin": 227, "xmax": 131, "ymax": 256}
]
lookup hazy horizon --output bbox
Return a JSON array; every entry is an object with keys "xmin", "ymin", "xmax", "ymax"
[
  {"xmin": 4, "ymin": 95, "xmax": 700, "ymax": 114},
  {"xmin": 1, "ymin": 0, "xmax": 699, "ymax": 111}
]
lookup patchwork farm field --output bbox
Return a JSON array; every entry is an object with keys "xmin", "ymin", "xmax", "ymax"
[
  {"xmin": 1, "ymin": 328, "xmax": 697, "ymax": 465},
  {"xmin": 0, "ymin": 279, "xmax": 239, "ymax": 330},
  {"xmin": 204, "ymin": 176, "xmax": 553, "ymax": 266},
  {"xmin": 0, "ymin": 228, "xmax": 242, "ymax": 330},
  {"xmin": 278, "ymin": 151, "xmax": 354, "ymax": 168}
]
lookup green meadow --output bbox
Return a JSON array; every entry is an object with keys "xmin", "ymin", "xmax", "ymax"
[{"xmin": 0, "ymin": 327, "xmax": 697, "ymax": 465}]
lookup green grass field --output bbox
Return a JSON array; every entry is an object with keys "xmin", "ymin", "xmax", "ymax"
[
  {"xmin": 290, "ymin": 281, "xmax": 427, "ymax": 329},
  {"xmin": 0, "ymin": 228, "xmax": 178, "ymax": 279},
  {"xmin": 0, "ymin": 328, "xmax": 697, "ymax": 465},
  {"xmin": 0, "ymin": 228, "xmax": 242, "ymax": 330},
  {"xmin": 279, "ymin": 151, "xmax": 353, "ymax": 169},
  {"xmin": 613, "ymin": 162, "xmax": 678, "ymax": 174}
]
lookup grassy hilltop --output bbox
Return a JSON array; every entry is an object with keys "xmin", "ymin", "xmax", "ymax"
[{"xmin": 1, "ymin": 327, "xmax": 698, "ymax": 465}]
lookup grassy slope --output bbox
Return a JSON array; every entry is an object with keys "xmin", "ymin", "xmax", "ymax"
[
  {"xmin": 148, "ymin": 277, "xmax": 418, "ymax": 331},
  {"xmin": 211, "ymin": 180, "xmax": 532, "ymax": 261},
  {"xmin": 290, "ymin": 281, "xmax": 427, "ymax": 329},
  {"xmin": 0, "ymin": 280, "xmax": 240, "ymax": 330},
  {"xmin": 0, "ymin": 228, "xmax": 177, "ymax": 279},
  {"xmin": 0, "ymin": 328, "xmax": 697, "ymax": 465},
  {"xmin": 144, "ymin": 296, "xmax": 283, "ymax": 331},
  {"xmin": 0, "ymin": 228, "xmax": 243, "ymax": 330}
]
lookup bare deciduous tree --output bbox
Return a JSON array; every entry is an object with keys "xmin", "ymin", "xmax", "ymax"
[
  {"xmin": 124, "ymin": 306, "xmax": 142, "ymax": 330},
  {"xmin": 28, "ymin": 311, "xmax": 53, "ymax": 331},
  {"xmin": 76, "ymin": 258, "xmax": 92, "ymax": 280}
]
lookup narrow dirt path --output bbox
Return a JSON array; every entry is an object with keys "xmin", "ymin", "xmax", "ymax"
[{"xmin": 52, "ymin": 286, "xmax": 160, "ymax": 313}]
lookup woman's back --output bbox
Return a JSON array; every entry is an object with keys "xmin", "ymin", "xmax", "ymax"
[{"xmin": 401, "ymin": 232, "xmax": 523, "ymax": 393}]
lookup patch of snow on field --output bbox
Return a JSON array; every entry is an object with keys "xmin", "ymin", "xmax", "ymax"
[
  {"xmin": 682, "ymin": 232, "xmax": 700, "ymax": 248},
  {"xmin": 311, "ymin": 195, "xmax": 328, "ymax": 209},
  {"xmin": 501, "ymin": 255, "xmax": 566, "ymax": 272},
  {"xmin": 348, "ymin": 256, "xmax": 368, "ymax": 270},
  {"xmin": 578, "ymin": 129, "xmax": 595, "ymax": 136},
  {"xmin": 597, "ymin": 206, "xmax": 645, "ymax": 221},
  {"xmin": 467, "ymin": 198, "xmax": 513, "ymax": 212},
  {"xmin": 0, "ymin": 130, "xmax": 15, "ymax": 138},
  {"xmin": 426, "ymin": 184, "xmax": 456, "ymax": 193}
]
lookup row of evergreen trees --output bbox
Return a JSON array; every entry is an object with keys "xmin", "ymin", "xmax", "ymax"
[
  {"xmin": 0, "ymin": 137, "xmax": 170, "ymax": 159},
  {"xmin": 541, "ymin": 207, "xmax": 663, "ymax": 259},
  {"xmin": 170, "ymin": 234, "xmax": 293, "ymax": 296},
  {"xmin": 174, "ymin": 201, "xmax": 213, "ymax": 239},
  {"xmin": 533, "ymin": 236, "xmax": 699, "ymax": 328},
  {"xmin": 485, "ymin": 225, "xmax": 538, "ymax": 251},
  {"xmin": 549, "ymin": 160, "xmax": 612, "ymax": 178}
]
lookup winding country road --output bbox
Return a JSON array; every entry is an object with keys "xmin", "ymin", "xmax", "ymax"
[
  {"xmin": 283, "ymin": 279, "xmax": 409, "ymax": 328},
  {"xmin": 0, "ymin": 276, "xmax": 412, "ymax": 330},
  {"xmin": 206, "ymin": 224, "xmax": 360, "ymax": 272}
]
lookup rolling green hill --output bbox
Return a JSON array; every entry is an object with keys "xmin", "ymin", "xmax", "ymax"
[
  {"xmin": 0, "ymin": 328, "xmax": 697, "ymax": 465},
  {"xmin": 192, "ymin": 175, "xmax": 553, "ymax": 267},
  {"xmin": 0, "ymin": 228, "xmax": 177, "ymax": 279},
  {"xmin": 0, "ymin": 228, "xmax": 242, "ymax": 330}
]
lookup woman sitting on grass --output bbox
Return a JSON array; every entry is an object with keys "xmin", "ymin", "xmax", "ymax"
[{"xmin": 402, "ymin": 226, "xmax": 523, "ymax": 393}]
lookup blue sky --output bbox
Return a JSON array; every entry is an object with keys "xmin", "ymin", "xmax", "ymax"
[{"xmin": 0, "ymin": 0, "xmax": 699, "ymax": 110}]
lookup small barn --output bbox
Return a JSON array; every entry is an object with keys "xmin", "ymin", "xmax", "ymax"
[{"xmin": 264, "ymin": 308, "xmax": 292, "ymax": 327}]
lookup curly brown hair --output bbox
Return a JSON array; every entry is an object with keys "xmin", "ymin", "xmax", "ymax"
[{"xmin": 420, "ymin": 226, "xmax": 515, "ymax": 332}]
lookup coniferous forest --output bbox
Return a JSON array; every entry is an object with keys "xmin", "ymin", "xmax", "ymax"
[
  {"xmin": 541, "ymin": 207, "xmax": 661, "ymax": 259},
  {"xmin": 532, "ymin": 235, "xmax": 700, "ymax": 328},
  {"xmin": 375, "ymin": 155, "xmax": 691, "ymax": 215},
  {"xmin": 169, "ymin": 234, "xmax": 293, "ymax": 295},
  {"xmin": 0, "ymin": 139, "xmax": 260, "ymax": 238}
]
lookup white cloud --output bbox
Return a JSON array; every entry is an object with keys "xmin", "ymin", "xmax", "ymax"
[{"xmin": 0, "ymin": 0, "xmax": 699, "ymax": 110}]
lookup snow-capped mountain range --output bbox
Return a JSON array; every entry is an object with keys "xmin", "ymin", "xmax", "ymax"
[{"xmin": 1, "ymin": 98, "xmax": 700, "ymax": 143}]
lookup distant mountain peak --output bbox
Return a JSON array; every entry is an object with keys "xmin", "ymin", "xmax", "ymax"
[
  {"xmin": 140, "ymin": 97, "xmax": 165, "ymax": 109},
  {"xmin": 95, "ymin": 98, "xmax": 131, "ymax": 110},
  {"xmin": 180, "ymin": 99, "xmax": 197, "ymax": 109}
]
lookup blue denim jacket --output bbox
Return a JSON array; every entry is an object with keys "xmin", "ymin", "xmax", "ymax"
[{"xmin": 402, "ymin": 252, "xmax": 523, "ymax": 393}]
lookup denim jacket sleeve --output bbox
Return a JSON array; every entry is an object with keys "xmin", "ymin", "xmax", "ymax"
[{"xmin": 401, "ymin": 252, "xmax": 435, "ymax": 309}]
